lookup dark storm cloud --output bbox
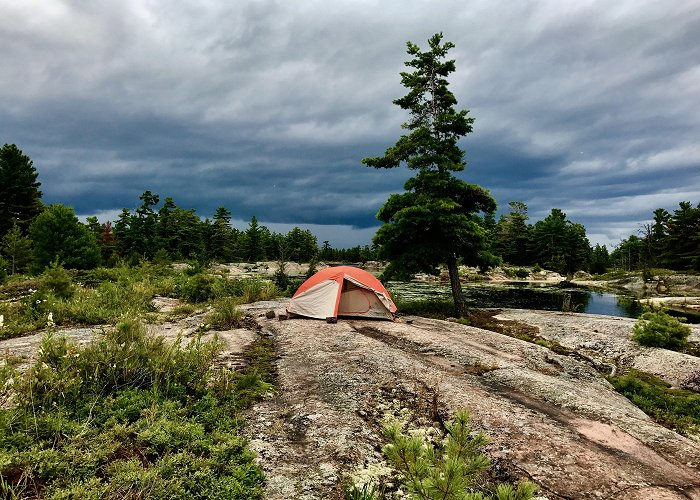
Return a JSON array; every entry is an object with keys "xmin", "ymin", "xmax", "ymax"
[{"xmin": 1, "ymin": 0, "xmax": 699, "ymax": 247}]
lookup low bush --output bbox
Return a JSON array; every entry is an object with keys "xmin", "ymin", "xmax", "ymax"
[
  {"xmin": 632, "ymin": 309, "xmax": 691, "ymax": 349},
  {"xmin": 206, "ymin": 297, "xmax": 245, "ymax": 330},
  {"xmin": 216, "ymin": 278, "xmax": 277, "ymax": 303},
  {"xmin": 394, "ymin": 298, "xmax": 455, "ymax": 319},
  {"xmin": 504, "ymin": 267, "xmax": 529, "ymax": 279},
  {"xmin": 609, "ymin": 369, "xmax": 700, "ymax": 436},
  {"xmin": 39, "ymin": 261, "xmax": 74, "ymax": 299},
  {"xmin": 177, "ymin": 273, "xmax": 216, "ymax": 303},
  {"xmin": 349, "ymin": 410, "xmax": 537, "ymax": 500},
  {"xmin": 514, "ymin": 268, "xmax": 529, "ymax": 279},
  {"xmin": 0, "ymin": 319, "xmax": 269, "ymax": 498}
]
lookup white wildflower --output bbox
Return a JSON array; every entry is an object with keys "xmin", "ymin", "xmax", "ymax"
[
  {"xmin": 47, "ymin": 312, "xmax": 55, "ymax": 328},
  {"xmin": 0, "ymin": 314, "xmax": 4, "ymax": 329}
]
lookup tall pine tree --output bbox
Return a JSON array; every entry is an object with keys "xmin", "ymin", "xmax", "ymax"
[
  {"xmin": 363, "ymin": 33, "xmax": 496, "ymax": 317},
  {"xmin": 0, "ymin": 144, "xmax": 43, "ymax": 235}
]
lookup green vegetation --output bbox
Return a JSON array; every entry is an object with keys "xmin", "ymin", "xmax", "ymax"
[
  {"xmin": 632, "ymin": 309, "xmax": 691, "ymax": 349},
  {"xmin": 348, "ymin": 410, "xmax": 537, "ymax": 500},
  {"xmin": 503, "ymin": 267, "xmax": 529, "ymax": 279},
  {"xmin": 0, "ymin": 144, "xmax": 43, "ymax": 235},
  {"xmin": 363, "ymin": 33, "xmax": 497, "ymax": 317},
  {"xmin": 2, "ymin": 224, "xmax": 32, "ymax": 275},
  {"xmin": 0, "ymin": 319, "xmax": 271, "ymax": 498},
  {"xmin": 4, "ymin": 141, "xmax": 700, "ymax": 282},
  {"xmin": 206, "ymin": 297, "xmax": 245, "ymax": 330},
  {"xmin": 29, "ymin": 204, "xmax": 100, "ymax": 272},
  {"xmin": 612, "ymin": 203, "xmax": 700, "ymax": 272},
  {"xmin": 0, "ymin": 262, "xmax": 277, "ymax": 340},
  {"xmin": 394, "ymin": 298, "xmax": 456, "ymax": 319},
  {"xmin": 609, "ymin": 370, "xmax": 700, "ymax": 436},
  {"xmin": 489, "ymin": 204, "xmax": 591, "ymax": 276}
]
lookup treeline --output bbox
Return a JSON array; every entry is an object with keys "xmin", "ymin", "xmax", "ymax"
[
  {"xmin": 1, "ymin": 189, "xmax": 377, "ymax": 277},
  {"xmin": 485, "ymin": 202, "xmax": 599, "ymax": 275},
  {"xmin": 3, "ymin": 143, "xmax": 699, "ymax": 278},
  {"xmin": 0, "ymin": 143, "xmax": 376, "ymax": 278},
  {"xmin": 485, "ymin": 200, "xmax": 700, "ymax": 275},
  {"xmin": 111, "ymin": 191, "xmax": 321, "ymax": 264},
  {"xmin": 611, "ymin": 203, "xmax": 700, "ymax": 272},
  {"xmin": 110, "ymin": 191, "xmax": 376, "ymax": 264}
]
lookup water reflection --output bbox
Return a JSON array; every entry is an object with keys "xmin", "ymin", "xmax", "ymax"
[{"xmin": 387, "ymin": 281, "xmax": 644, "ymax": 319}]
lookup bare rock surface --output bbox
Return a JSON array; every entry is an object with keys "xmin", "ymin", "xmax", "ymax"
[
  {"xmin": 3, "ymin": 301, "xmax": 700, "ymax": 499},
  {"xmin": 0, "ymin": 326, "xmax": 101, "ymax": 370},
  {"xmin": 241, "ymin": 301, "xmax": 700, "ymax": 500},
  {"xmin": 0, "ymin": 311, "xmax": 258, "ymax": 374},
  {"xmin": 495, "ymin": 309, "xmax": 700, "ymax": 391}
]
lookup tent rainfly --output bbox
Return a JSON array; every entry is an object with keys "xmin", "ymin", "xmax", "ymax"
[{"xmin": 287, "ymin": 266, "xmax": 397, "ymax": 320}]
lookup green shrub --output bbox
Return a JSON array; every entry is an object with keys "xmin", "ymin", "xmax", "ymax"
[
  {"xmin": 532, "ymin": 264, "xmax": 542, "ymax": 273},
  {"xmin": 206, "ymin": 297, "xmax": 244, "ymax": 330},
  {"xmin": 609, "ymin": 369, "xmax": 700, "ymax": 436},
  {"xmin": 40, "ymin": 261, "xmax": 74, "ymax": 299},
  {"xmin": 379, "ymin": 410, "xmax": 537, "ymax": 500},
  {"xmin": 178, "ymin": 273, "xmax": 216, "ymax": 303},
  {"xmin": 0, "ymin": 320, "xmax": 268, "ymax": 498},
  {"xmin": 394, "ymin": 298, "xmax": 455, "ymax": 319},
  {"xmin": 503, "ymin": 267, "xmax": 528, "ymax": 279},
  {"xmin": 224, "ymin": 278, "xmax": 277, "ymax": 303},
  {"xmin": 273, "ymin": 262, "xmax": 290, "ymax": 291},
  {"xmin": 514, "ymin": 268, "xmax": 529, "ymax": 279},
  {"xmin": 632, "ymin": 309, "xmax": 691, "ymax": 349}
]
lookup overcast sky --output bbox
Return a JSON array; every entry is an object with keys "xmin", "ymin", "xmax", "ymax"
[{"xmin": 2, "ymin": 0, "xmax": 699, "ymax": 248}]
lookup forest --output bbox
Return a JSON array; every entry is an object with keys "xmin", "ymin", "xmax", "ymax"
[{"xmin": 1, "ymin": 142, "xmax": 699, "ymax": 280}]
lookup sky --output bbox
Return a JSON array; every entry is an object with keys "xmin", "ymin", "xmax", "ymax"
[{"xmin": 1, "ymin": 0, "xmax": 699, "ymax": 249}]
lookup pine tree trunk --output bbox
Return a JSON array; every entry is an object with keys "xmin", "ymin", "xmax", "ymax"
[{"xmin": 447, "ymin": 255, "xmax": 466, "ymax": 318}]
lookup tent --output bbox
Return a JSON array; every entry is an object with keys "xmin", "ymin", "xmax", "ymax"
[{"xmin": 287, "ymin": 266, "xmax": 397, "ymax": 320}]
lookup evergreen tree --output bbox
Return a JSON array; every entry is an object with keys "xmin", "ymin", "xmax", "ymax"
[
  {"xmin": 244, "ymin": 216, "xmax": 265, "ymax": 262},
  {"xmin": 1, "ymin": 223, "xmax": 32, "ymax": 274},
  {"xmin": 285, "ymin": 227, "xmax": 318, "ymax": 262},
  {"xmin": 210, "ymin": 206, "xmax": 234, "ymax": 261},
  {"xmin": 589, "ymin": 244, "xmax": 610, "ymax": 275},
  {"xmin": 530, "ymin": 209, "xmax": 590, "ymax": 274},
  {"xmin": 0, "ymin": 144, "xmax": 43, "ymax": 235},
  {"xmin": 661, "ymin": 202, "xmax": 700, "ymax": 270},
  {"xmin": 493, "ymin": 201, "xmax": 531, "ymax": 265},
  {"xmin": 134, "ymin": 190, "xmax": 160, "ymax": 259},
  {"xmin": 319, "ymin": 240, "xmax": 334, "ymax": 261},
  {"xmin": 169, "ymin": 207, "xmax": 203, "ymax": 259},
  {"xmin": 363, "ymin": 33, "xmax": 496, "ymax": 317},
  {"xmin": 29, "ymin": 204, "xmax": 100, "ymax": 272},
  {"xmin": 114, "ymin": 208, "xmax": 136, "ymax": 259},
  {"xmin": 156, "ymin": 197, "xmax": 177, "ymax": 257},
  {"xmin": 612, "ymin": 235, "xmax": 645, "ymax": 271}
]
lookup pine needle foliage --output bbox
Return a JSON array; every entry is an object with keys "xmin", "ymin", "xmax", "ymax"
[
  {"xmin": 632, "ymin": 309, "xmax": 691, "ymax": 349},
  {"xmin": 363, "ymin": 33, "xmax": 497, "ymax": 317},
  {"xmin": 381, "ymin": 410, "xmax": 537, "ymax": 500}
]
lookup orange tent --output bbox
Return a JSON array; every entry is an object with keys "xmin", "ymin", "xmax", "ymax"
[{"xmin": 287, "ymin": 266, "xmax": 397, "ymax": 320}]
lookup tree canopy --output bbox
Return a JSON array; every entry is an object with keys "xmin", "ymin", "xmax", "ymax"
[
  {"xmin": 0, "ymin": 143, "xmax": 43, "ymax": 235},
  {"xmin": 29, "ymin": 204, "xmax": 101, "ymax": 272},
  {"xmin": 363, "ymin": 33, "xmax": 496, "ymax": 317}
]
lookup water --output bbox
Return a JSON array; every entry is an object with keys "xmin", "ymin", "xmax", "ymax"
[{"xmin": 387, "ymin": 281, "xmax": 645, "ymax": 319}]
